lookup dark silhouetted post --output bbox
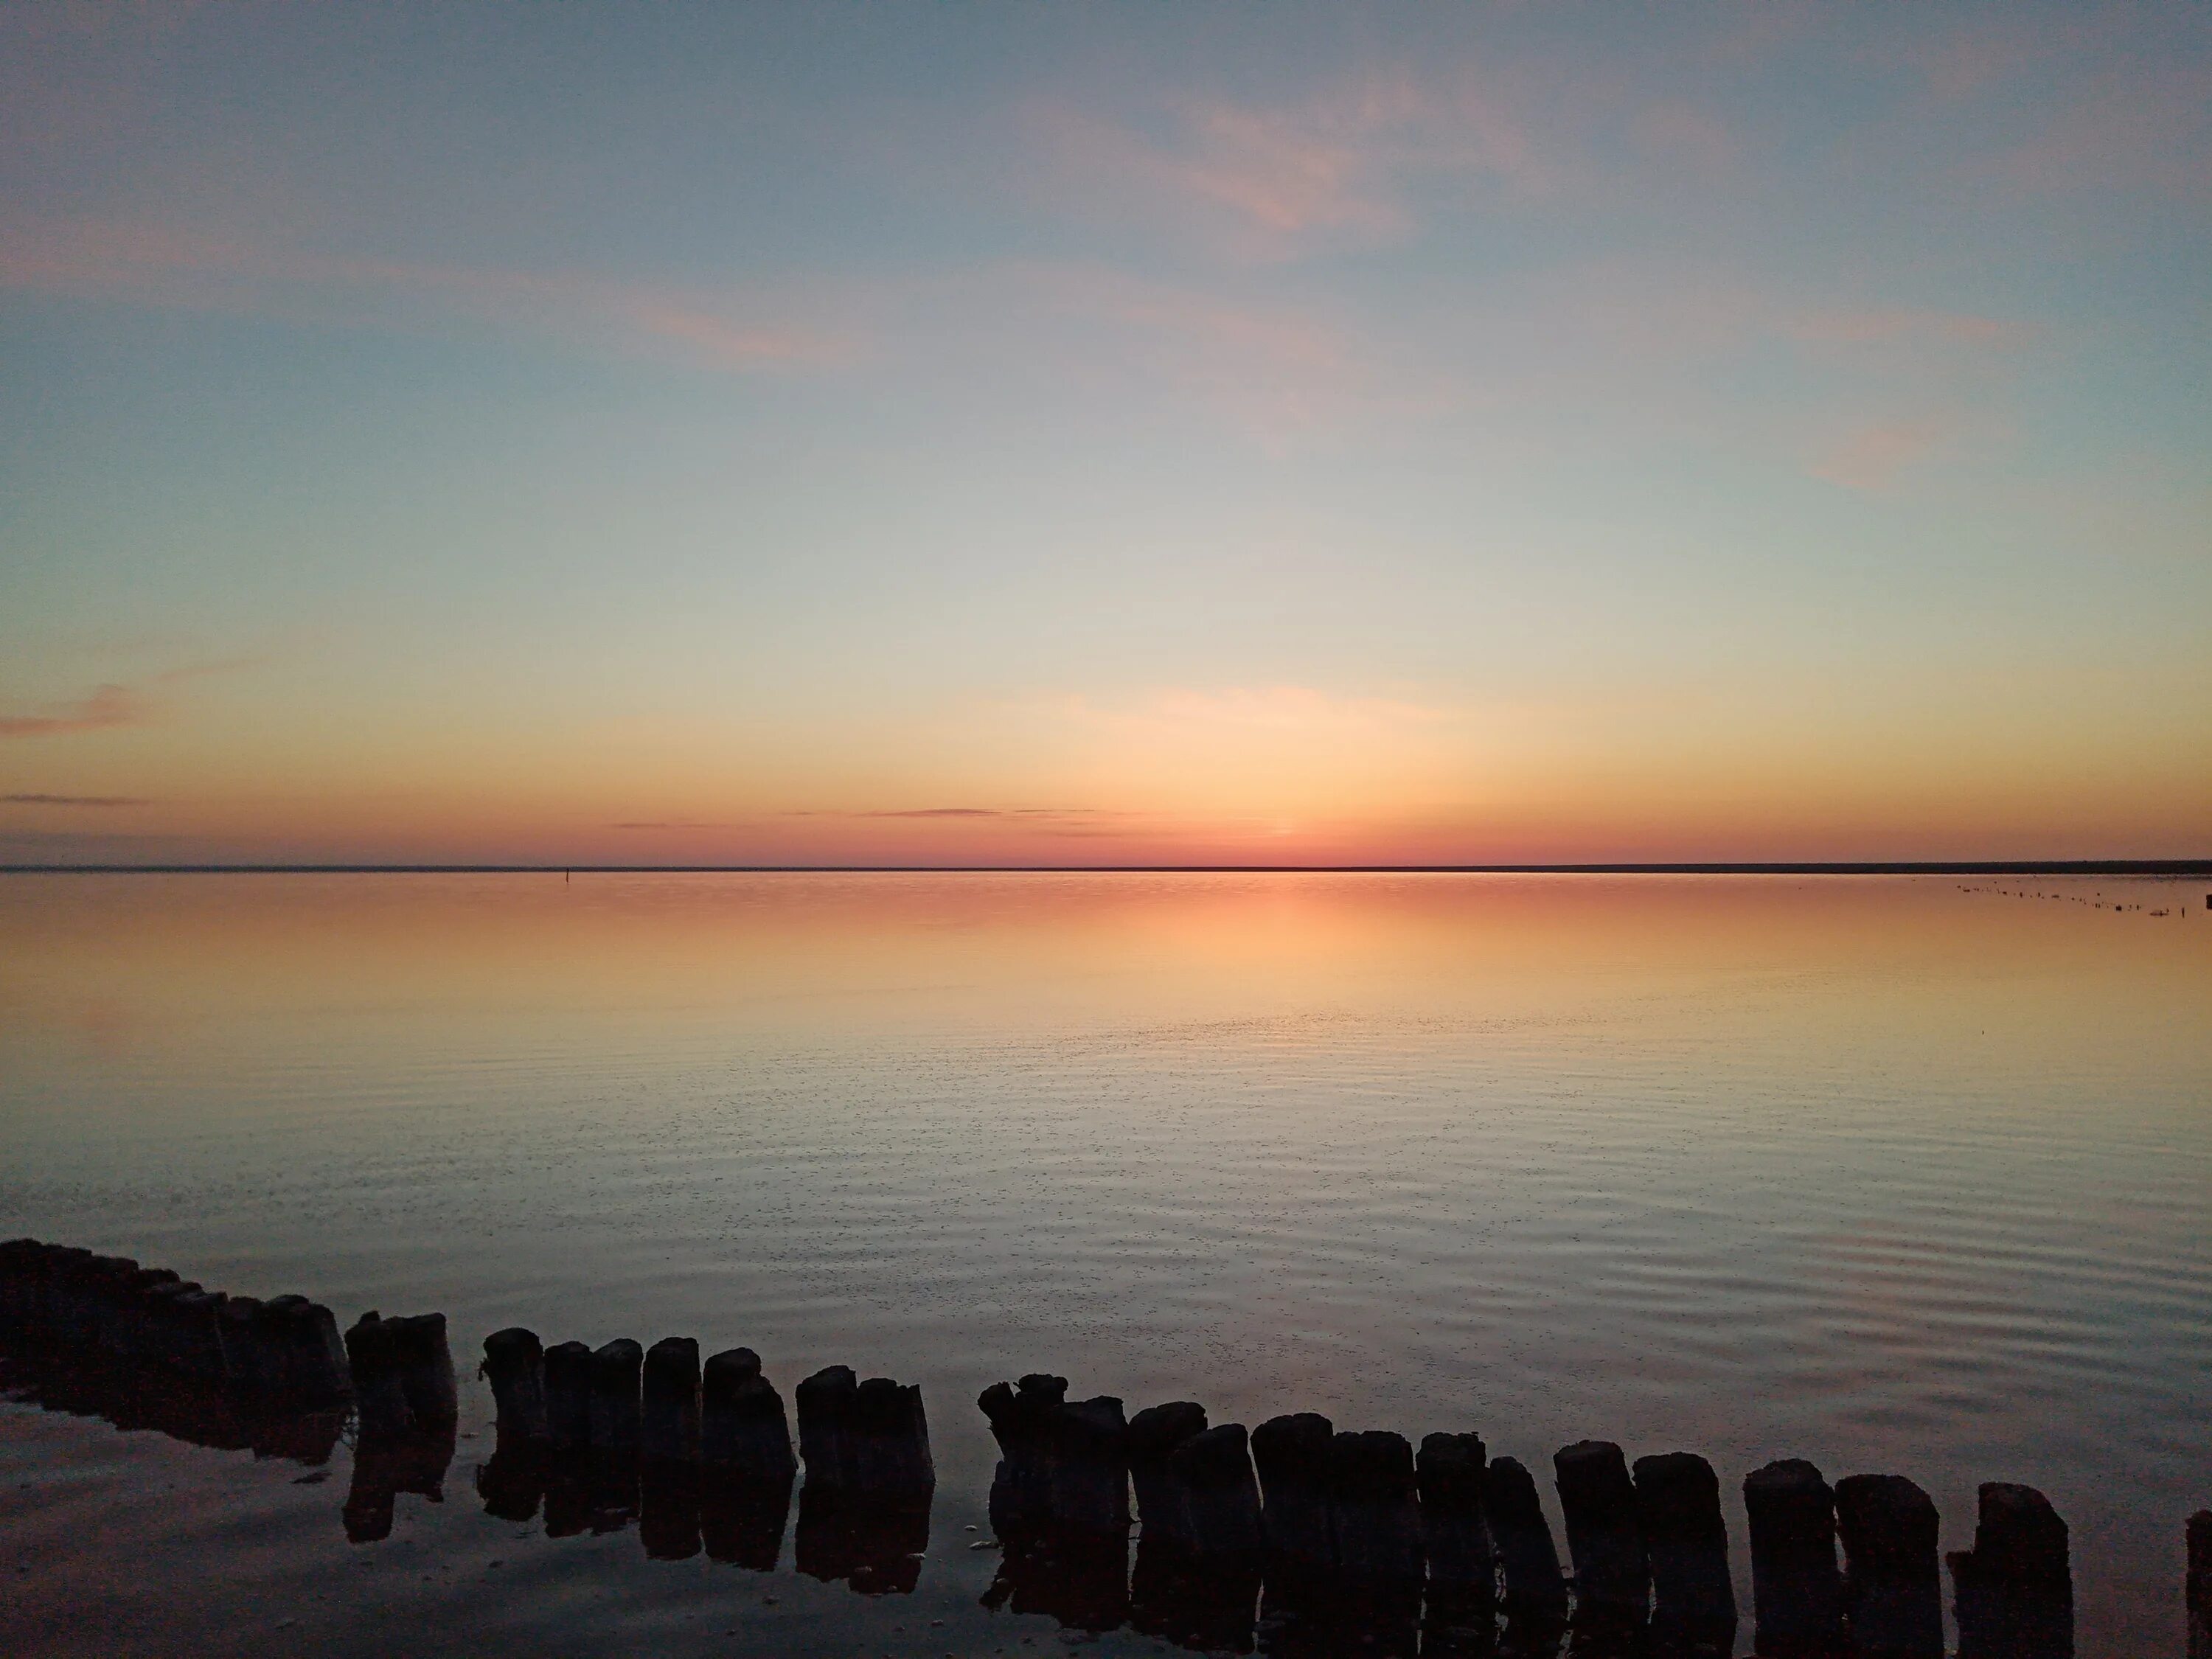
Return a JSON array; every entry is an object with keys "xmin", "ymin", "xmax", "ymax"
[
  {"xmin": 345, "ymin": 1311, "xmax": 411, "ymax": 1439},
  {"xmin": 392, "ymin": 1312, "xmax": 457, "ymax": 1427},
  {"xmin": 979, "ymin": 1373, "xmax": 1121, "ymax": 1536},
  {"xmin": 700, "ymin": 1354, "xmax": 796, "ymax": 1573},
  {"xmin": 217, "ymin": 1295, "xmax": 272, "ymax": 1392},
  {"xmin": 1173, "ymin": 1423, "xmax": 1264, "ymax": 1562},
  {"xmin": 2188, "ymin": 1510, "xmax": 2211, "ymax": 1659},
  {"xmin": 799, "ymin": 1364, "xmax": 933, "ymax": 1498},
  {"xmin": 1949, "ymin": 1483, "xmax": 2072, "ymax": 1659},
  {"xmin": 641, "ymin": 1336, "xmax": 701, "ymax": 1467},
  {"xmin": 701, "ymin": 1346, "xmax": 797, "ymax": 1481},
  {"xmin": 542, "ymin": 1339, "xmax": 593, "ymax": 1452},
  {"xmin": 1252, "ymin": 1411, "xmax": 1336, "ymax": 1571},
  {"xmin": 115, "ymin": 1265, "xmax": 181, "ymax": 1367},
  {"xmin": 257, "ymin": 1295, "xmax": 350, "ymax": 1405},
  {"xmin": 796, "ymin": 1372, "xmax": 934, "ymax": 1598},
  {"xmin": 1555, "ymin": 1439, "xmax": 1649, "ymax": 1630},
  {"xmin": 1744, "ymin": 1458, "xmax": 1844, "ymax": 1657},
  {"xmin": 1127, "ymin": 1399, "xmax": 1208, "ymax": 1552},
  {"xmin": 347, "ymin": 1310, "xmax": 453, "ymax": 1435},
  {"xmin": 1488, "ymin": 1453, "xmax": 1569, "ymax": 1626},
  {"xmin": 797, "ymin": 1364, "xmax": 860, "ymax": 1486},
  {"xmin": 1834, "ymin": 1473, "xmax": 1944, "ymax": 1658},
  {"xmin": 588, "ymin": 1338, "xmax": 644, "ymax": 1453},
  {"xmin": 481, "ymin": 1327, "xmax": 548, "ymax": 1442},
  {"xmin": 1328, "ymin": 1430, "xmax": 1423, "ymax": 1587},
  {"xmin": 1635, "ymin": 1450, "xmax": 1736, "ymax": 1653},
  {"xmin": 1418, "ymin": 1430, "xmax": 1493, "ymax": 1604}
]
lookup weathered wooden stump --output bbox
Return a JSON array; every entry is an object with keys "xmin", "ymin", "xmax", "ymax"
[
  {"xmin": 1127, "ymin": 1399, "xmax": 1209, "ymax": 1551},
  {"xmin": 1834, "ymin": 1472, "xmax": 1944, "ymax": 1659},
  {"xmin": 481, "ymin": 1327, "xmax": 549, "ymax": 1442},
  {"xmin": 700, "ymin": 1346, "xmax": 797, "ymax": 1482},
  {"xmin": 344, "ymin": 1311, "xmax": 412, "ymax": 1438},
  {"xmin": 541, "ymin": 1339, "xmax": 594, "ymax": 1451},
  {"xmin": 1555, "ymin": 1439, "xmax": 1649, "ymax": 1627},
  {"xmin": 798, "ymin": 1364, "xmax": 933, "ymax": 1496},
  {"xmin": 1327, "ymin": 1430, "xmax": 1423, "ymax": 1586},
  {"xmin": 1949, "ymin": 1482, "xmax": 2072, "ymax": 1659},
  {"xmin": 641, "ymin": 1336, "xmax": 701, "ymax": 1466},
  {"xmin": 1416, "ymin": 1431, "xmax": 1493, "ymax": 1607},
  {"xmin": 1172, "ymin": 1423, "xmax": 1264, "ymax": 1562},
  {"xmin": 257, "ymin": 1294, "xmax": 349, "ymax": 1404},
  {"xmin": 981, "ymin": 1374, "xmax": 1128, "ymax": 1538},
  {"xmin": 2188, "ymin": 1510, "xmax": 2211, "ymax": 1659},
  {"xmin": 0, "ymin": 1238, "xmax": 40, "ymax": 1338},
  {"xmin": 1744, "ymin": 1458, "xmax": 1843, "ymax": 1658},
  {"xmin": 1487, "ymin": 1453, "xmax": 1569, "ymax": 1622},
  {"xmin": 1635, "ymin": 1450, "xmax": 1736, "ymax": 1653},
  {"xmin": 1251, "ymin": 1411, "xmax": 1335, "ymax": 1571},
  {"xmin": 588, "ymin": 1338, "xmax": 644, "ymax": 1453}
]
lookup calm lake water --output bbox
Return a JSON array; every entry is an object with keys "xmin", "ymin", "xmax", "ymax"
[{"xmin": 1, "ymin": 872, "xmax": 2207, "ymax": 1657}]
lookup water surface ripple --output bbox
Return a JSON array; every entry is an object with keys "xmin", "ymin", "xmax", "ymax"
[{"xmin": 1, "ymin": 872, "xmax": 2207, "ymax": 1656}]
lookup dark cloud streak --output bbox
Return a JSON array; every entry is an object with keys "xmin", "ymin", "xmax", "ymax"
[{"xmin": 3, "ymin": 793, "xmax": 153, "ymax": 807}]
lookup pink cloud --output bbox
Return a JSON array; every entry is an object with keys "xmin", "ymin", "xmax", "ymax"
[
  {"xmin": 0, "ymin": 220, "xmax": 852, "ymax": 371},
  {"xmin": 1809, "ymin": 417, "xmax": 1956, "ymax": 492},
  {"xmin": 0, "ymin": 683, "xmax": 146, "ymax": 739},
  {"xmin": 1030, "ymin": 67, "xmax": 1540, "ymax": 257}
]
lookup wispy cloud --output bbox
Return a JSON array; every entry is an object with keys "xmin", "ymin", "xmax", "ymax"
[
  {"xmin": 1809, "ymin": 416, "xmax": 1959, "ymax": 492},
  {"xmin": 0, "ymin": 683, "xmax": 146, "ymax": 739},
  {"xmin": 0, "ymin": 220, "xmax": 852, "ymax": 372},
  {"xmin": 1, "ymin": 793, "xmax": 153, "ymax": 807},
  {"xmin": 1031, "ymin": 68, "xmax": 1540, "ymax": 257},
  {"xmin": 0, "ymin": 658, "xmax": 262, "ymax": 740}
]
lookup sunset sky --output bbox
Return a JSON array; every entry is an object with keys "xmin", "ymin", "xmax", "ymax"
[{"xmin": 3, "ymin": 3, "xmax": 2208, "ymax": 866}]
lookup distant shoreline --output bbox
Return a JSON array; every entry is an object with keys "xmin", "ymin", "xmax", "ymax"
[{"xmin": 4, "ymin": 860, "xmax": 2209, "ymax": 877}]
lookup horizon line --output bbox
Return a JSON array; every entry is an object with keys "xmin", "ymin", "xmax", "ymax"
[{"xmin": 3, "ymin": 860, "xmax": 2209, "ymax": 877}]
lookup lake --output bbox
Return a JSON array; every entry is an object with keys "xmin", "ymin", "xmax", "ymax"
[{"xmin": 1, "ymin": 872, "xmax": 2207, "ymax": 1656}]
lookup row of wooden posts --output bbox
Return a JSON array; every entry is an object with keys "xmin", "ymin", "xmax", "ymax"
[{"xmin": 5, "ymin": 1240, "xmax": 2208, "ymax": 1658}]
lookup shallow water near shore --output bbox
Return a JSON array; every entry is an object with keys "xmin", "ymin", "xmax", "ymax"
[{"xmin": 1, "ymin": 870, "xmax": 2208, "ymax": 1657}]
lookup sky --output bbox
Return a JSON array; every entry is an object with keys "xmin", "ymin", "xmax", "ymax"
[{"xmin": 2, "ymin": 1, "xmax": 2208, "ymax": 867}]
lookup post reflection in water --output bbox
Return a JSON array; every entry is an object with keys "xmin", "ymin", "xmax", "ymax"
[
  {"xmin": 793, "ymin": 1478, "xmax": 931, "ymax": 1595},
  {"xmin": 1129, "ymin": 1530, "xmax": 1262, "ymax": 1653},
  {"xmin": 0, "ymin": 1347, "xmax": 345, "ymax": 1469},
  {"xmin": 343, "ymin": 1420, "xmax": 456, "ymax": 1544},
  {"xmin": 476, "ymin": 1433, "xmax": 805, "ymax": 1575}
]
